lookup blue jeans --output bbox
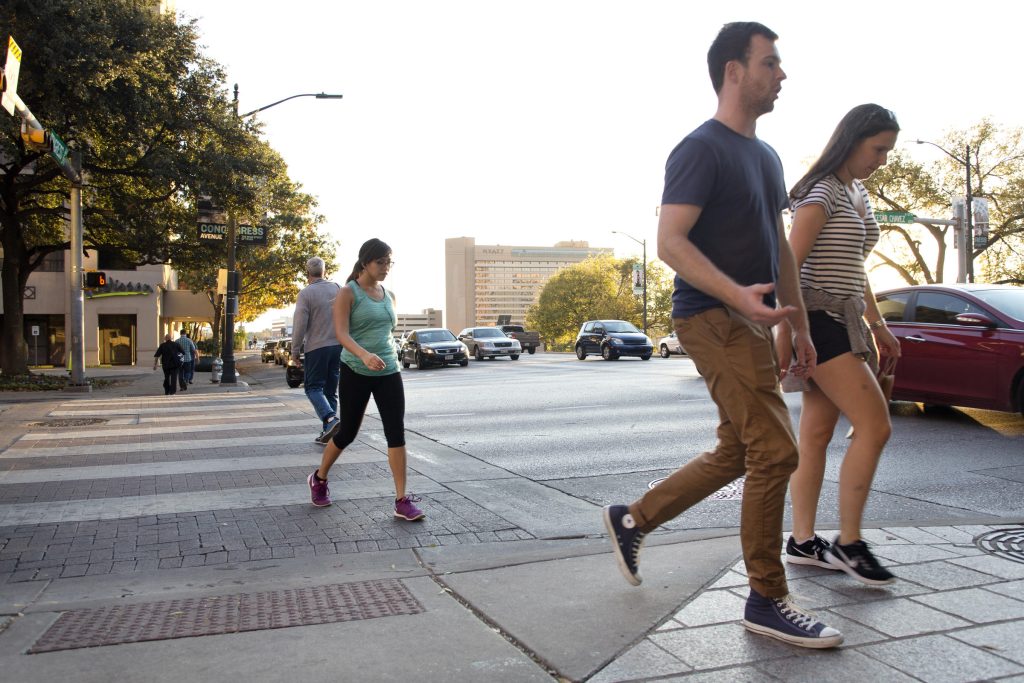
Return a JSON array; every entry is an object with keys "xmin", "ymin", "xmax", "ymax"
[
  {"xmin": 179, "ymin": 360, "xmax": 194, "ymax": 387},
  {"xmin": 303, "ymin": 345, "xmax": 342, "ymax": 425}
]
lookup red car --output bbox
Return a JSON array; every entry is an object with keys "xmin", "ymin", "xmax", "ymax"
[{"xmin": 875, "ymin": 284, "xmax": 1024, "ymax": 415}]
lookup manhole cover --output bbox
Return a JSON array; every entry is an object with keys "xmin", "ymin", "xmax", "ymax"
[
  {"xmin": 28, "ymin": 418, "xmax": 108, "ymax": 428},
  {"xmin": 29, "ymin": 579, "xmax": 423, "ymax": 653},
  {"xmin": 974, "ymin": 528, "xmax": 1024, "ymax": 565},
  {"xmin": 648, "ymin": 476, "xmax": 745, "ymax": 501}
]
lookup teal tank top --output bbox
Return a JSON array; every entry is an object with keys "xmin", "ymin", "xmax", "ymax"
[{"xmin": 341, "ymin": 280, "xmax": 399, "ymax": 376}]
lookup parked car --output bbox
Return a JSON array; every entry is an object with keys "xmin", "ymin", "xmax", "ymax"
[
  {"xmin": 575, "ymin": 320, "xmax": 653, "ymax": 361},
  {"xmin": 458, "ymin": 327, "xmax": 521, "ymax": 361},
  {"xmin": 499, "ymin": 325, "xmax": 541, "ymax": 354},
  {"xmin": 658, "ymin": 331, "xmax": 685, "ymax": 358},
  {"xmin": 261, "ymin": 340, "xmax": 278, "ymax": 363},
  {"xmin": 875, "ymin": 284, "xmax": 1024, "ymax": 415},
  {"xmin": 285, "ymin": 352, "xmax": 304, "ymax": 388},
  {"xmin": 400, "ymin": 328, "xmax": 469, "ymax": 369},
  {"xmin": 274, "ymin": 338, "xmax": 291, "ymax": 365}
]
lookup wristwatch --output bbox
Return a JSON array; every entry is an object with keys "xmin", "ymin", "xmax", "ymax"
[{"xmin": 869, "ymin": 319, "xmax": 886, "ymax": 330}]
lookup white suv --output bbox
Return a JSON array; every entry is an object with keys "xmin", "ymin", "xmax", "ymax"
[{"xmin": 658, "ymin": 331, "xmax": 686, "ymax": 358}]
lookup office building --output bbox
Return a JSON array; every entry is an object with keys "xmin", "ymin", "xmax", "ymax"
[{"xmin": 445, "ymin": 238, "xmax": 611, "ymax": 334}]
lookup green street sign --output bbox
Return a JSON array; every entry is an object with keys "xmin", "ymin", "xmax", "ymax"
[
  {"xmin": 48, "ymin": 129, "xmax": 68, "ymax": 166},
  {"xmin": 874, "ymin": 210, "xmax": 916, "ymax": 224}
]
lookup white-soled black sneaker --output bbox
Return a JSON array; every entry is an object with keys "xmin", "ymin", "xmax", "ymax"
[
  {"xmin": 743, "ymin": 591, "xmax": 843, "ymax": 648},
  {"xmin": 825, "ymin": 537, "xmax": 896, "ymax": 586},
  {"xmin": 786, "ymin": 534, "xmax": 837, "ymax": 570},
  {"xmin": 315, "ymin": 417, "xmax": 341, "ymax": 444},
  {"xmin": 603, "ymin": 505, "xmax": 646, "ymax": 586}
]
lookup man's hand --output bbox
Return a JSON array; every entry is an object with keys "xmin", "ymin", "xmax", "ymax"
[{"xmin": 733, "ymin": 283, "xmax": 794, "ymax": 326}]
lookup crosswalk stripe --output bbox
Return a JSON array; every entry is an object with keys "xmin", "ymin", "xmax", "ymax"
[
  {"xmin": 54, "ymin": 394, "xmax": 272, "ymax": 407},
  {"xmin": 20, "ymin": 417, "xmax": 317, "ymax": 441},
  {"xmin": 0, "ymin": 474, "xmax": 443, "ymax": 526},
  {"xmin": 0, "ymin": 450, "xmax": 385, "ymax": 484},
  {"xmin": 49, "ymin": 400, "xmax": 279, "ymax": 416},
  {"xmin": 2, "ymin": 433, "xmax": 317, "ymax": 458}
]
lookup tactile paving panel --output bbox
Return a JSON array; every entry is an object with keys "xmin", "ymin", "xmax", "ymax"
[
  {"xmin": 975, "ymin": 528, "xmax": 1024, "ymax": 565},
  {"xmin": 29, "ymin": 579, "xmax": 424, "ymax": 653}
]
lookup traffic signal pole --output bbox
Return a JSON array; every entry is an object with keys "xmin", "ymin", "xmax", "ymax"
[{"xmin": 67, "ymin": 154, "xmax": 89, "ymax": 390}]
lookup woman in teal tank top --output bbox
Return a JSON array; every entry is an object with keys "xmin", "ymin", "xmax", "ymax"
[{"xmin": 307, "ymin": 238, "xmax": 424, "ymax": 521}]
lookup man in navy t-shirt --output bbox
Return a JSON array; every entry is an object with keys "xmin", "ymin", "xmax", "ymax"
[{"xmin": 603, "ymin": 22, "xmax": 840, "ymax": 649}]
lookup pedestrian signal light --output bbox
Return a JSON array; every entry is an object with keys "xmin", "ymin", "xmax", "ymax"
[
  {"xmin": 21, "ymin": 127, "xmax": 50, "ymax": 151},
  {"xmin": 84, "ymin": 271, "xmax": 107, "ymax": 289}
]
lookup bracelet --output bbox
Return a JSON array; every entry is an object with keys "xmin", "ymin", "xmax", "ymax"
[{"xmin": 869, "ymin": 319, "xmax": 886, "ymax": 330}]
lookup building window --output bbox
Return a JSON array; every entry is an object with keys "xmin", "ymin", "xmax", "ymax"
[
  {"xmin": 97, "ymin": 248, "xmax": 137, "ymax": 271},
  {"xmin": 38, "ymin": 251, "xmax": 66, "ymax": 272}
]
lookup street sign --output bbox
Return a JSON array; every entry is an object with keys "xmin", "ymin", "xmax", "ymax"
[
  {"xmin": 31, "ymin": 325, "xmax": 39, "ymax": 337},
  {"xmin": 48, "ymin": 129, "xmax": 69, "ymax": 166},
  {"xmin": 198, "ymin": 223, "xmax": 228, "ymax": 241},
  {"xmin": 1, "ymin": 36, "xmax": 22, "ymax": 116},
  {"xmin": 874, "ymin": 210, "xmax": 916, "ymax": 224},
  {"xmin": 237, "ymin": 223, "xmax": 267, "ymax": 246}
]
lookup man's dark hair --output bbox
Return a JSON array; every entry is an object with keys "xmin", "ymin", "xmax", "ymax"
[{"xmin": 707, "ymin": 22, "xmax": 778, "ymax": 93}]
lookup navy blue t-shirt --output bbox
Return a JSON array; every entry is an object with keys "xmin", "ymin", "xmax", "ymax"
[{"xmin": 662, "ymin": 119, "xmax": 788, "ymax": 318}]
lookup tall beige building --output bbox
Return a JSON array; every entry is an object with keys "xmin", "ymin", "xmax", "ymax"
[{"xmin": 445, "ymin": 238, "xmax": 611, "ymax": 334}]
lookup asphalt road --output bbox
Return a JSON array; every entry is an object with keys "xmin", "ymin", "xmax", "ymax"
[{"xmin": 247, "ymin": 352, "xmax": 1024, "ymax": 533}]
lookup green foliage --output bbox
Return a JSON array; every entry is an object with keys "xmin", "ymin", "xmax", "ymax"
[
  {"xmin": 0, "ymin": 373, "xmax": 113, "ymax": 391},
  {"xmin": 526, "ymin": 254, "xmax": 669, "ymax": 350},
  {"xmin": 865, "ymin": 120, "xmax": 1024, "ymax": 285},
  {"xmin": 0, "ymin": 0, "xmax": 337, "ymax": 374}
]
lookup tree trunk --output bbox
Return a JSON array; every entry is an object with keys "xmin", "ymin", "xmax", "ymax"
[{"xmin": 1, "ymin": 225, "xmax": 30, "ymax": 376}]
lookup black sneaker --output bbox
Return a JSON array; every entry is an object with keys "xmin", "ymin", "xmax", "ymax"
[
  {"xmin": 743, "ymin": 590, "xmax": 843, "ymax": 648},
  {"xmin": 603, "ymin": 505, "xmax": 646, "ymax": 586},
  {"xmin": 786, "ymin": 534, "xmax": 836, "ymax": 569},
  {"xmin": 315, "ymin": 418, "xmax": 341, "ymax": 445},
  {"xmin": 825, "ymin": 537, "xmax": 896, "ymax": 586}
]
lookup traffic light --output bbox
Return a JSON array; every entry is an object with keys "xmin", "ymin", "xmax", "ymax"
[{"xmin": 84, "ymin": 271, "xmax": 107, "ymax": 289}]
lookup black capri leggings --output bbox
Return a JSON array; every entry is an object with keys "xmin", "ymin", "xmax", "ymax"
[{"xmin": 331, "ymin": 364, "xmax": 406, "ymax": 450}]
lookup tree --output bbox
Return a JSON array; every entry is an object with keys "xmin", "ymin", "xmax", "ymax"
[
  {"xmin": 865, "ymin": 120, "xmax": 1024, "ymax": 285},
  {"xmin": 526, "ymin": 254, "xmax": 667, "ymax": 350},
  {"xmin": 0, "ymin": 0, "xmax": 330, "ymax": 375}
]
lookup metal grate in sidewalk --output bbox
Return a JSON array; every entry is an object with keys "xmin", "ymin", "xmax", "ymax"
[
  {"xmin": 29, "ymin": 579, "xmax": 424, "ymax": 653},
  {"xmin": 975, "ymin": 527, "xmax": 1024, "ymax": 565}
]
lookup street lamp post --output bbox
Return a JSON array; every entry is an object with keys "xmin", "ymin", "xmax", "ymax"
[
  {"xmin": 612, "ymin": 230, "xmax": 647, "ymax": 335},
  {"xmin": 219, "ymin": 85, "xmax": 343, "ymax": 384},
  {"xmin": 915, "ymin": 139, "xmax": 973, "ymax": 283}
]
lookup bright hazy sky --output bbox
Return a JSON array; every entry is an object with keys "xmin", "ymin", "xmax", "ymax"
[{"xmin": 173, "ymin": 0, "xmax": 1020, "ymax": 330}]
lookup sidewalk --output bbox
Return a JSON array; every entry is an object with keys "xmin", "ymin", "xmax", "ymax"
[{"xmin": 0, "ymin": 366, "xmax": 1022, "ymax": 681}]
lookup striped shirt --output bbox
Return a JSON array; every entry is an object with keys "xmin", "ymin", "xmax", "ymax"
[{"xmin": 793, "ymin": 175, "xmax": 879, "ymax": 322}]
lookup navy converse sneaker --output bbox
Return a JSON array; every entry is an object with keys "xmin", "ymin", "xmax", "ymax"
[
  {"xmin": 603, "ymin": 505, "xmax": 646, "ymax": 586},
  {"xmin": 743, "ymin": 590, "xmax": 843, "ymax": 648},
  {"xmin": 826, "ymin": 537, "xmax": 896, "ymax": 586},
  {"xmin": 786, "ymin": 534, "xmax": 836, "ymax": 569}
]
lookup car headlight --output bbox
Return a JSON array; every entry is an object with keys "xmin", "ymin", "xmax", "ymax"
[
  {"xmin": 423, "ymin": 347, "xmax": 435, "ymax": 354},
  {"xmin": 460, "ymin": 343, "xmax": 469, "ymax": 353},
  {"xmin": 645, "ymin": 337, "xmax": 653, "ymax": 345},
  {"xmin": 481, "ymin": 341, "xmax": 494, "ymax": 348},
  {"xmin": 609, "ymin": 337, "xmax": 623, "ymax": 345}
]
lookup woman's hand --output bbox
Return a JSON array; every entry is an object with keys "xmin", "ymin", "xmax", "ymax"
[
  {"xmin": 362, "ymin": 352, "xmax": 386, "ymax": 371},
  {"xmin": 873, "ymin": 324, "xmax": 901, "ymax": 358},
  {"xmin": 774, "ymin": 324, "xmax": 793, "ymax": 379}
]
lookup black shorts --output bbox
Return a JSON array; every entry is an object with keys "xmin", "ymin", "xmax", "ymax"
[{"xmin": 807, "ymin": 310, "xmax": 852, "ymax": 365}]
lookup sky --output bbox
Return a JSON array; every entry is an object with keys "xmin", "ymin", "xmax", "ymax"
[{"xmin": 172, "ymin": 0, "xmax": 1022, "ymax": 332}]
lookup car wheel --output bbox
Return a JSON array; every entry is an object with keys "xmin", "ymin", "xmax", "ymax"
[
  {"xmin": 660, "ymin": 344, "xmax": 670, "ymax": 359},
  {"xmin": 286, "ymin": 378, "xmax": 301, "ymax": 388},
  {"xmin": 575, "ymin": 345, "xmax": 586, "ymax": 360},
  {"xmin": 474, "ymin": 346, "xmax": 484, "ymax": 361},
  {"xmin": 640, "ymin": 354, "xmax": 651, "ymax": 361},
  {"xmin": 459, "ymin": 359, "xmax": 469, "ymax": 367},
  {"xmin": 416, "ymin": 352, "xmax": 427, "ymax": 370},
  {"xmin": 510, "ymin": 354, "xmax": 519, "ymax": 360},
  {"xmin": 527, "ymin": 347, "xmax": 536, "ymax": 355},
  {"xmin": 602, "ymin": 345, "xmax": 617, "ymax": 361},
  {"xmin": 489, "ymin": 356, "xmax": 495, "ymax": 360},
  {"xmin": 401, "ymin": 358, "xmax": 410, "ymax": 369}
]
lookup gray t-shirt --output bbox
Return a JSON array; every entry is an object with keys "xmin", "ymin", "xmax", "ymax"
[{"xmin": 291, "ymin": 278, "xmax": 342, "ymax": 354}]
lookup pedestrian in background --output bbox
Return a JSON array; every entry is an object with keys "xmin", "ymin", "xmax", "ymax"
[
  {"xmin": 776, "ymin": 104, "xmax": 902, "ymax": 585},
  {"xmin": 291, "ymin": 256, "xmax": 343, "ymax": 444},
  {"xmin": 602, "ymin": 22, "xmax": 842, "ymax": 648},
  {"xmin": 307, "ymin": 238, "xmax": 424, "ymax": 522},
  {"xmin": 176, "ymin": 329, "xmax": 198, "ymax": 390},
  {"xmin": 153, "ymin": 333, "xmax": 182, "ymax": 396}
]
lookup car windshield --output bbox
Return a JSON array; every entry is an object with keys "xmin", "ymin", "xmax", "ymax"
[
  {"xmin": 604, "ymin": 321, "xmax": 640, "ymax": 333},
  {"xmin": 419, "ymin": 330, "xmax": 456, "ymax": 343},
  {"xmin": 973, "ymin": 289, "xmax": 1024, "ymax": 321},
  {"xmin": 474, "ymin": 328, "xmax": 505, "ymax": 338}
]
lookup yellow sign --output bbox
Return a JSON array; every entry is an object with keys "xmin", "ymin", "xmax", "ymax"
[{"xmin": 2, "ymin": 36, "xmax": 23, "ymax": 116}]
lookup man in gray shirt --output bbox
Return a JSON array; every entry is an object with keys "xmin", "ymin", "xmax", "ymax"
[{"xmin": 292, "ymin": 257, "xmax": 343, "ymax": 443}]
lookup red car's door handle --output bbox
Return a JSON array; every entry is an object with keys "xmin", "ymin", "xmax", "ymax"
[{"xmin": 905, "ymin": 335, "xmax": 927, "ymax": 342}]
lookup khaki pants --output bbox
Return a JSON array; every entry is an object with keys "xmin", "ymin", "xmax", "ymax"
[{"xmin": 629, "ymin": 307, "xmax": 797, "ymax": 598}]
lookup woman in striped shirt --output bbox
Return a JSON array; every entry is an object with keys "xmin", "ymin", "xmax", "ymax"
[{"xmin": 776, "ymin": 104, "xmax": 902, "ymax": 585}]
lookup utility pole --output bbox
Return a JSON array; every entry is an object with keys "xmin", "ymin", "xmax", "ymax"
[
  {"xmin": 915, "ymin": 139, "xmax": 978, "ymax": 284},
  {"xmin": 613, "ymin": 230, "xmax": 647, "ymax": 335}
]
